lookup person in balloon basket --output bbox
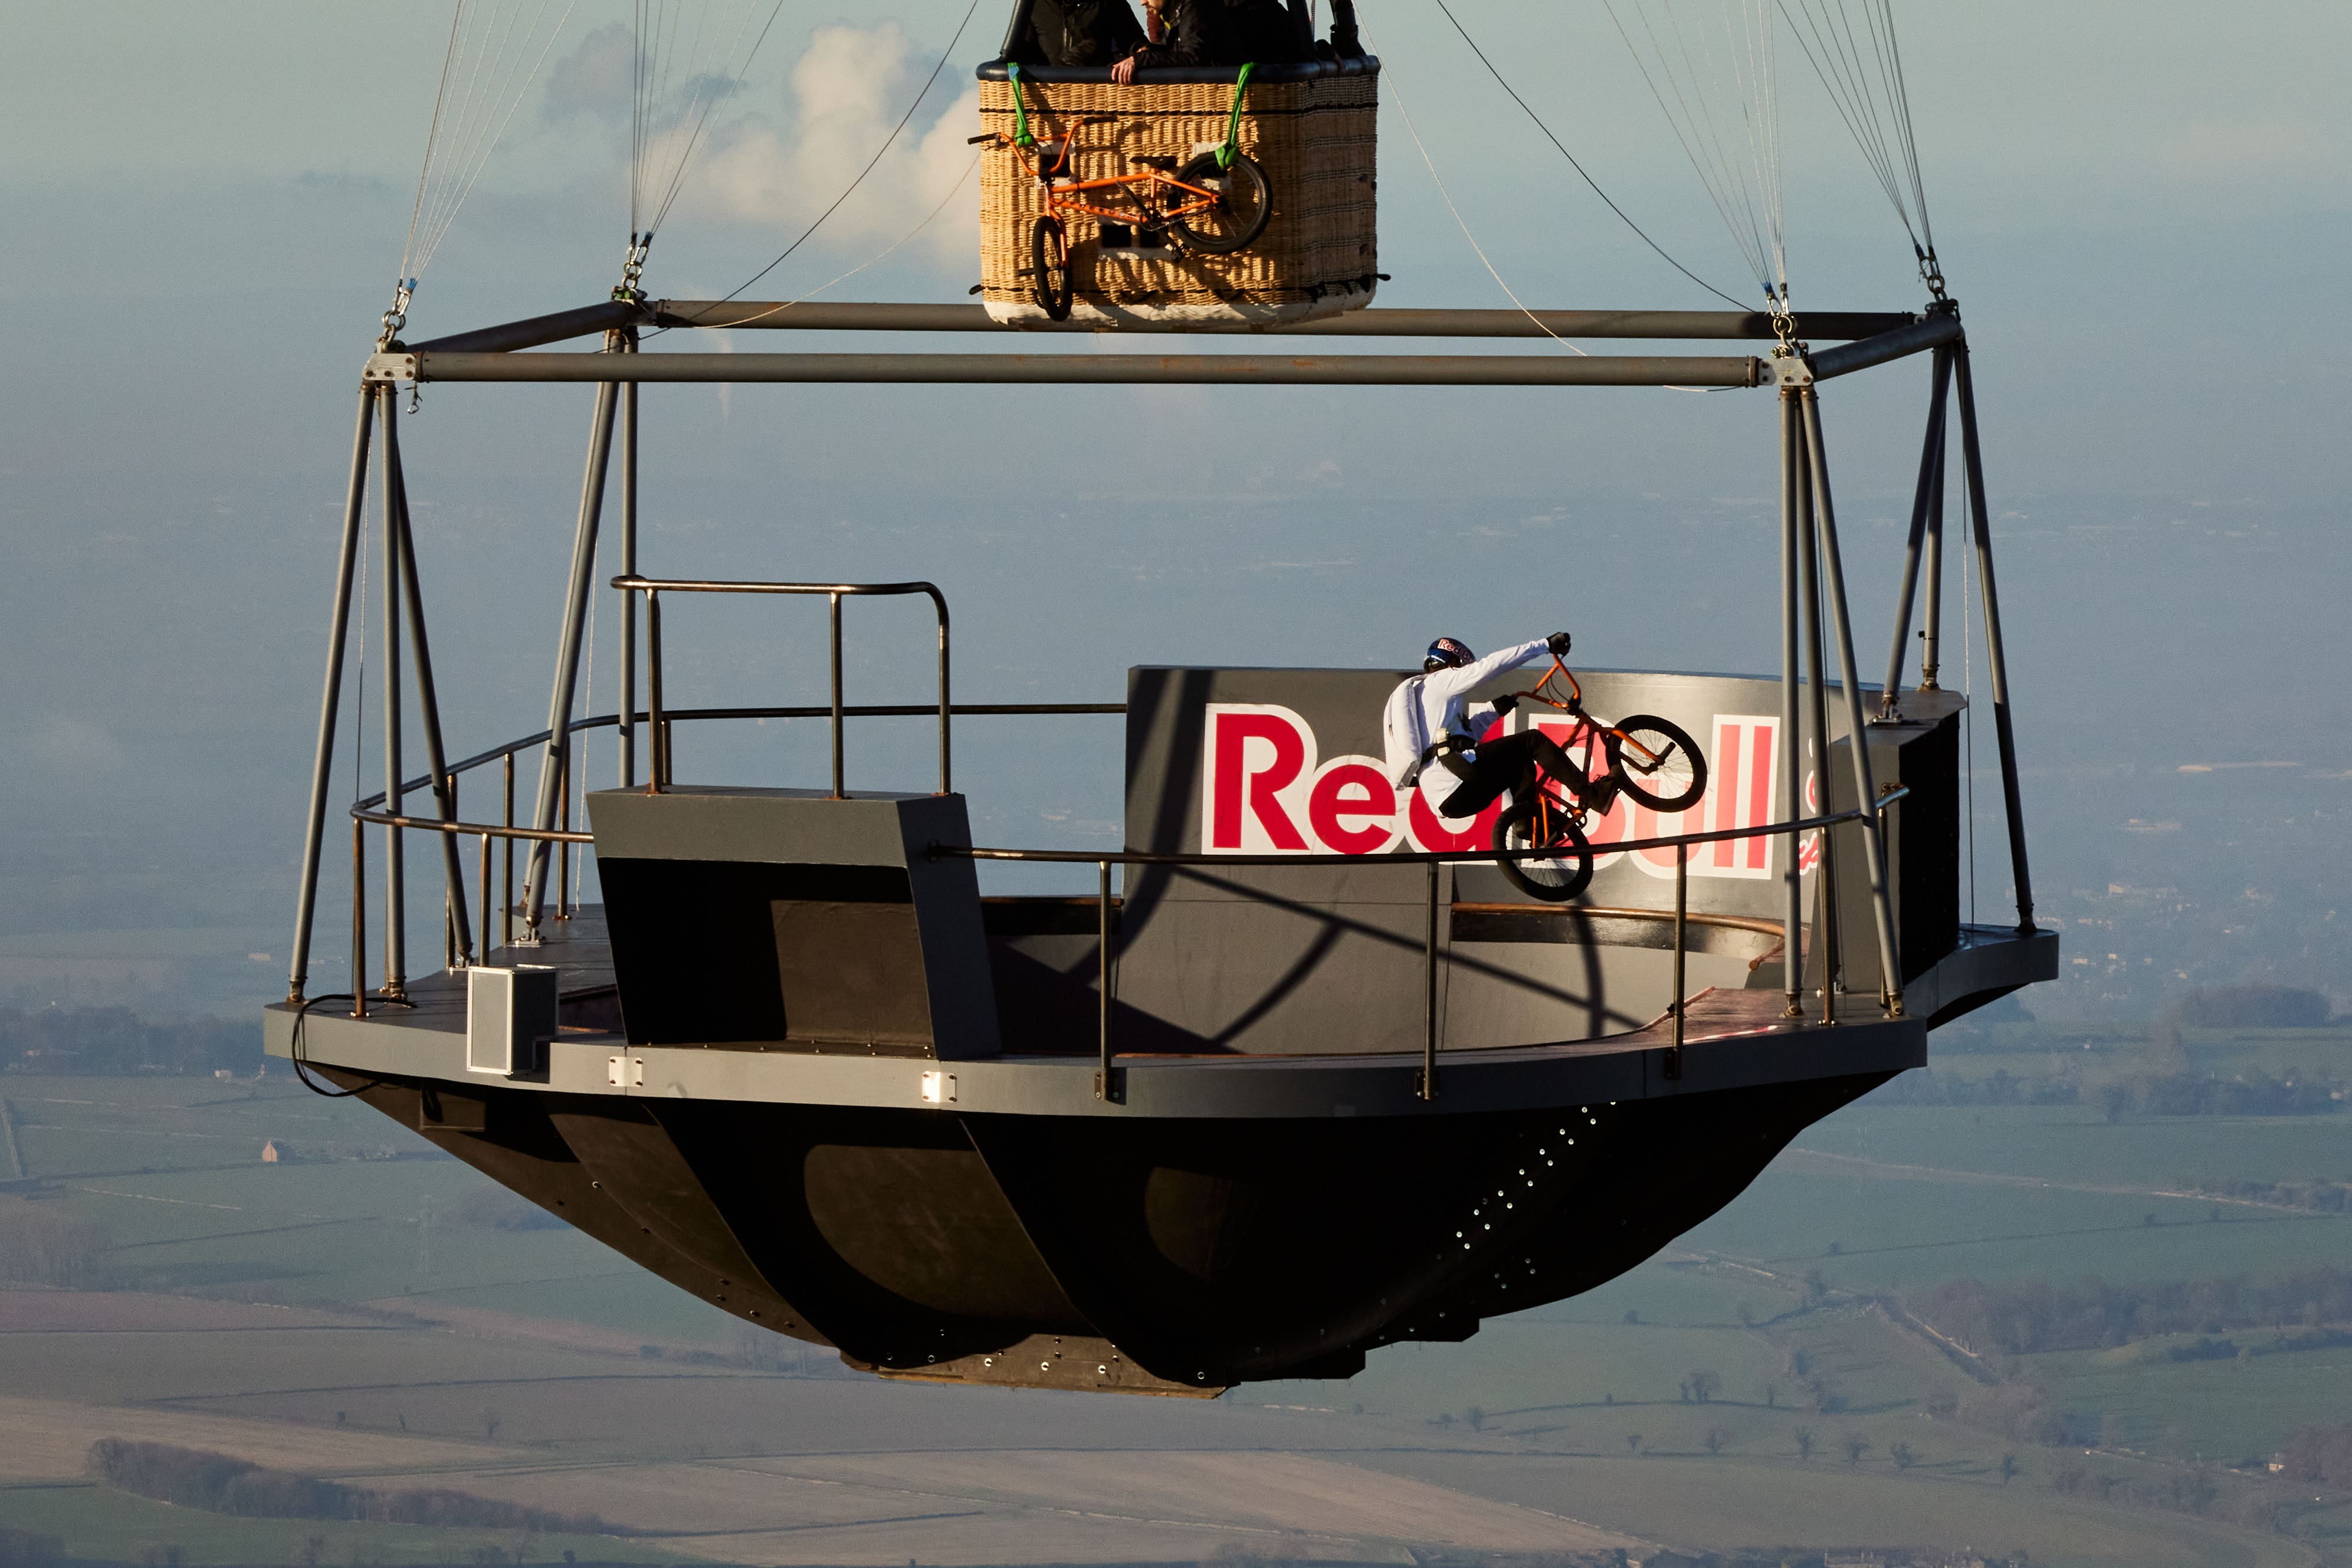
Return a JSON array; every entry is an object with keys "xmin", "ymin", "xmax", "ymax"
[
  {"xmin": 1110, "ymin": 0, "xmax": 1310, "ymax": 80},
  {"xmin": 1009, "ymin": 0, "xmax": 1147, "ymax": 67},
  {"xmin": 1383, "ymin": 632, "xmax": 1584, "ymax": 824}
]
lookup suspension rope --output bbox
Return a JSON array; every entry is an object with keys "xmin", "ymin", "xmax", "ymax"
[
  {"xmin": 389, "ymin": 0, "xmax": 578, "ymax": 337},
  {"xmin": 1428, "ymin": 0, "xmax": 1751, "ymax": 311},
  {"xmin": 630, "ymin": 0, "xmax": 793, "ymax": 249},
  {"xmin": 1383, "ymin": 61, "xmax": 1586, "ymax": 358},
  {"xmin": 1779, "ymin": 0, "xmax": 1941, "ymax": 294},
  {"xmin": 647, "ymin": 0, "xmax": 982, "ymax": 331}
]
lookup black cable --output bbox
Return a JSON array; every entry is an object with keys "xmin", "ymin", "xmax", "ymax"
[
  {"xmin": 1430, "ymin": 0, "xmax": 1752, "ymax": 311},
  {"xmin": 287, "ymin": 994, "xmax": 395, "ymax": 1100},
  {"xmin": 655, "ymin": 0, "xmax": 983, "ymax": 332}
]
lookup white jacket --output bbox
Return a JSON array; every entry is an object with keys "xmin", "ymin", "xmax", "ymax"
[{"xmin": 1381, "ymin": 639, "xmax": 1549, "ymax": 812}]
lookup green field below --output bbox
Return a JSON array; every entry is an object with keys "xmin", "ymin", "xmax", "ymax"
[{"xmin": 0, "ymin": 1479, "xmax": 687, "ymax": 1567}]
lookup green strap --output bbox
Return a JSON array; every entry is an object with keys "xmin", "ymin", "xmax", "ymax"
[
  {"xmin": 1008, "ymin": 62, "xmax": 1034, "ymax": 148},
  {"xmin": 1216, "ymin": 63, "xmax": 1255, "ymax": 169}
]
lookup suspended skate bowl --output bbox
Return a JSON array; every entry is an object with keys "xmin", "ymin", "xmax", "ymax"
[{"xmin": 269, "ymin": 298, "xmax": 2055, "ymax": 1395}]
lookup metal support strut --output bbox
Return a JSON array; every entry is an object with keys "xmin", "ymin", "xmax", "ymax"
[
  {"xmin": 287, "ymin": 386, "xmax": 376, "ymax": 1003},
  {"xmin": 385, "ymin": 402, "xmax": 473, "ymax": 966},
  {"xmin": 1777, "ymin": 388, "xmax": 1804, "ymax": 1019},
  {"xmin": 618, "ymin": 330, "xmax": 639, "ymax": 788},
  {"xmin": 1952, "ymin": 339, "xmax": 2037, "ymax": 936},
  {"xmin": 1801, "ymin": 388, "xmax": 1905, "ymax": 1016},
  {"xmin": 521, "ymin": 340, "xmax": 622, "ymax": 934},
  {"xmin": 1795, "ymin": 398, "xmax": 1838, "ymax": 1019},
  {"xmin": 1879, "ymin": 343, "xmax": 1955, "ymax": 713},
  {"xmin": 378, "ymin": 393, "xmax": 407, "ymax": 1000}
]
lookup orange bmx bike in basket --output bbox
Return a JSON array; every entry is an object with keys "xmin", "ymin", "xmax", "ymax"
[
  {"xmin": 970, "ymin": 87, "xmax": 1272, "ymax": 321},
  {"xmin": 1491, "ymin": 657, "xmax": 1710, "ymax": 902}
]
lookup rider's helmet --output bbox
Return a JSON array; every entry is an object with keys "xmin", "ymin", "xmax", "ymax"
[{"xmin": 1424, "ymin": 637, "xmax": 1474, "ymax": 674}]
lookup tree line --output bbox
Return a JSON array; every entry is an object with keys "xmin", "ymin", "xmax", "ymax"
[
  {"xmin": 2, "ymin": 1006, "xmax": 258, "ymax": 1077},
  {"xmin": 86, "ymin": 1439, "xmax": 610, "ymax": 1533},
  {"xmin": 1906, "ymin": 1265, "xmax": 2352, "ymax": 1356}
]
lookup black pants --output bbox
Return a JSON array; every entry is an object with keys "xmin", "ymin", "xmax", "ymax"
[{"xmin": 1438, "ymin": 729, "xmax": 1585, "ymax": 819}]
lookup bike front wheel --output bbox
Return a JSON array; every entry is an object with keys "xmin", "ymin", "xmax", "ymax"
[
  {"xmin": 1493, "ymin": 796, "xmax": 1595, "ymax": 903},
  {"xmin": 1612, "ymin": 714, "xmax": 1707, "ymax": 812},
  {"xmin": 1030, "ymin": 215, "xmax": 1074, "ymax": 320},
  {"xmin": 1166, "ymin": 150, "xmax": 1271, "ymax": 254}
]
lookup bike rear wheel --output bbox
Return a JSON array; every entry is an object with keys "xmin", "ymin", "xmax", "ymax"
[
  {"xmin": 1612, "ymin": 714, "xmax": 1707, "ymax": 812},
  {"xmin": 1166, "ymin": 150, "xmax": 1271, "ymax": 254},
  {"xmin": 1493, "ymin": 796, "xmax": 1595, "ymax": 903},
  {"xmin": 1030, "ymin": 215, "xmax": 1073, "ymax": 320}
]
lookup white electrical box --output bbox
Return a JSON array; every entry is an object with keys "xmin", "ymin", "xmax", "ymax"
[{"xmin": 467, "ymin": 965, "xmax": 559, "ymax": 1076}]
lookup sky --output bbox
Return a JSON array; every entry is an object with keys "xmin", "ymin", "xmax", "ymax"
[{"xmin": 2, "ymin": 2, "xmax": 2348, "ymax": 1015}]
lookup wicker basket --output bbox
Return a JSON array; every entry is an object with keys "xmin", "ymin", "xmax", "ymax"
[{"xmin": 976, "ymin": 59, "xmax": 1378, "ymax": 329}]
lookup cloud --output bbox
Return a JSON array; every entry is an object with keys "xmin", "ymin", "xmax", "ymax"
[
  {"xmin": 670, "ymin": 23, "xmax": 982, "ymax": 265},
  {"xmin": 542, "ymin": 22, "xmax": 636, "ymax": 127}
]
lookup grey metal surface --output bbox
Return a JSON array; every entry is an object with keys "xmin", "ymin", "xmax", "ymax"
[
  {"xmin": 288, "ymin": 387, "xmax": 375, "ymax": 1002},
  {"xmin": 405, "ymin": 350, "xmax": 1767, "ymax": 388}
]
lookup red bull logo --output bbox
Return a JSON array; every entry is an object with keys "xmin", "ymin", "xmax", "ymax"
[{"xmin": 1200, "ymin": 703, "xmax": 1796, "ymax": 875}]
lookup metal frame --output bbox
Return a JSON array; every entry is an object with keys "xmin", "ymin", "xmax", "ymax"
[
  {"xmin": 291, "ymin": 296, "xmax": 2035, "ymax": 1048},
  {"xmin": 613, "ymin": 575, "xmax": 951, "ymax": 798}
]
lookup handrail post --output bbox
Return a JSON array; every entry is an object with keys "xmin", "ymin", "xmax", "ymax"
[
  {"xmin": 501, "ymin": 755, "xmax": 515, "ymax": 952},
  {"xmin": 1419, "ymin": 858, "xmax": 1440, "ymax": 1100},
  {"xmin": 935, "ymin": 592, "xmax": 952, "ymax": 796},
  {"xmin": 1095, "ymin": 858, "xmax": 1119, "ymax": 1103},
  {"xmin": 557, "ymin": 750, "xmax": 571, "ymax": 919},
  {"xmin": 645, "ymin": 590, "xmax": 665, "ymax": 792},
  {"xmin": 1666, "ymin": 844, "xmax": 1686, "ymax": 1080},
  {"xmin": 829, "ymin": 591, "xmax": 845, "ymax": 799},
  {"xmin": 443, "ymin": 773, "xmax": 460, "ymax": 970},
  {"xmin": 349, "ymin": 816, "xmax": 368, "ymax": 1018},
  {"xmin": 477, "ymin": 830, "xmax": 493, "ymax": 968},
  {"xmin": 288, "ymin": 385, "xmax": 375, "ymax": 1005}
]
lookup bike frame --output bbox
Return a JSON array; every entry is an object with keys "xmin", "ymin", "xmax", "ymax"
[{"xmin": 988, "ymin": 125, "xmax": 1226, "ymax": 234}]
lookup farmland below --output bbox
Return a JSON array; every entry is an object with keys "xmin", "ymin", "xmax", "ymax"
[{"xmin": 0, "ymin": 1004, "xmax": 2347, "ymax": 1567}]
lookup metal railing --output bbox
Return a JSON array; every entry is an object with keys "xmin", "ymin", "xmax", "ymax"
[
  {"xmin": 339, "ymin": 698, "xmax": 1121, "ymax": 1013},
  {"xmin": 338, "ymin": 706, "xmax": 1908, "ymax": 1087},
  {"xmin": 610, "ymin": 575, "xmax": 949, "ymax": 798},
  {"xmin": 943, "ymin": 786, "xmax": 1910, "ymax": 1102}
]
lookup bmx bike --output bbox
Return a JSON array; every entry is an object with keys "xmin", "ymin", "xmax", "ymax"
[
  {"xmin": 972, "ymin": 118, "xmax": 1273, "ymax": 321},
  {"xmin": 1488, "ymin": 657, "xmax": 1710, "ymax": 903}
]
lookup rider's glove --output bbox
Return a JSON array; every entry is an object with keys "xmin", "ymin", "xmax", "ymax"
[
  {"xmin": 1546, "ymin": 631, "xmax": 1572, "ymax": 657},
  {"xmin": 1491, "ymin": 693, "xmax": 1520, "ymax": 716}
]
